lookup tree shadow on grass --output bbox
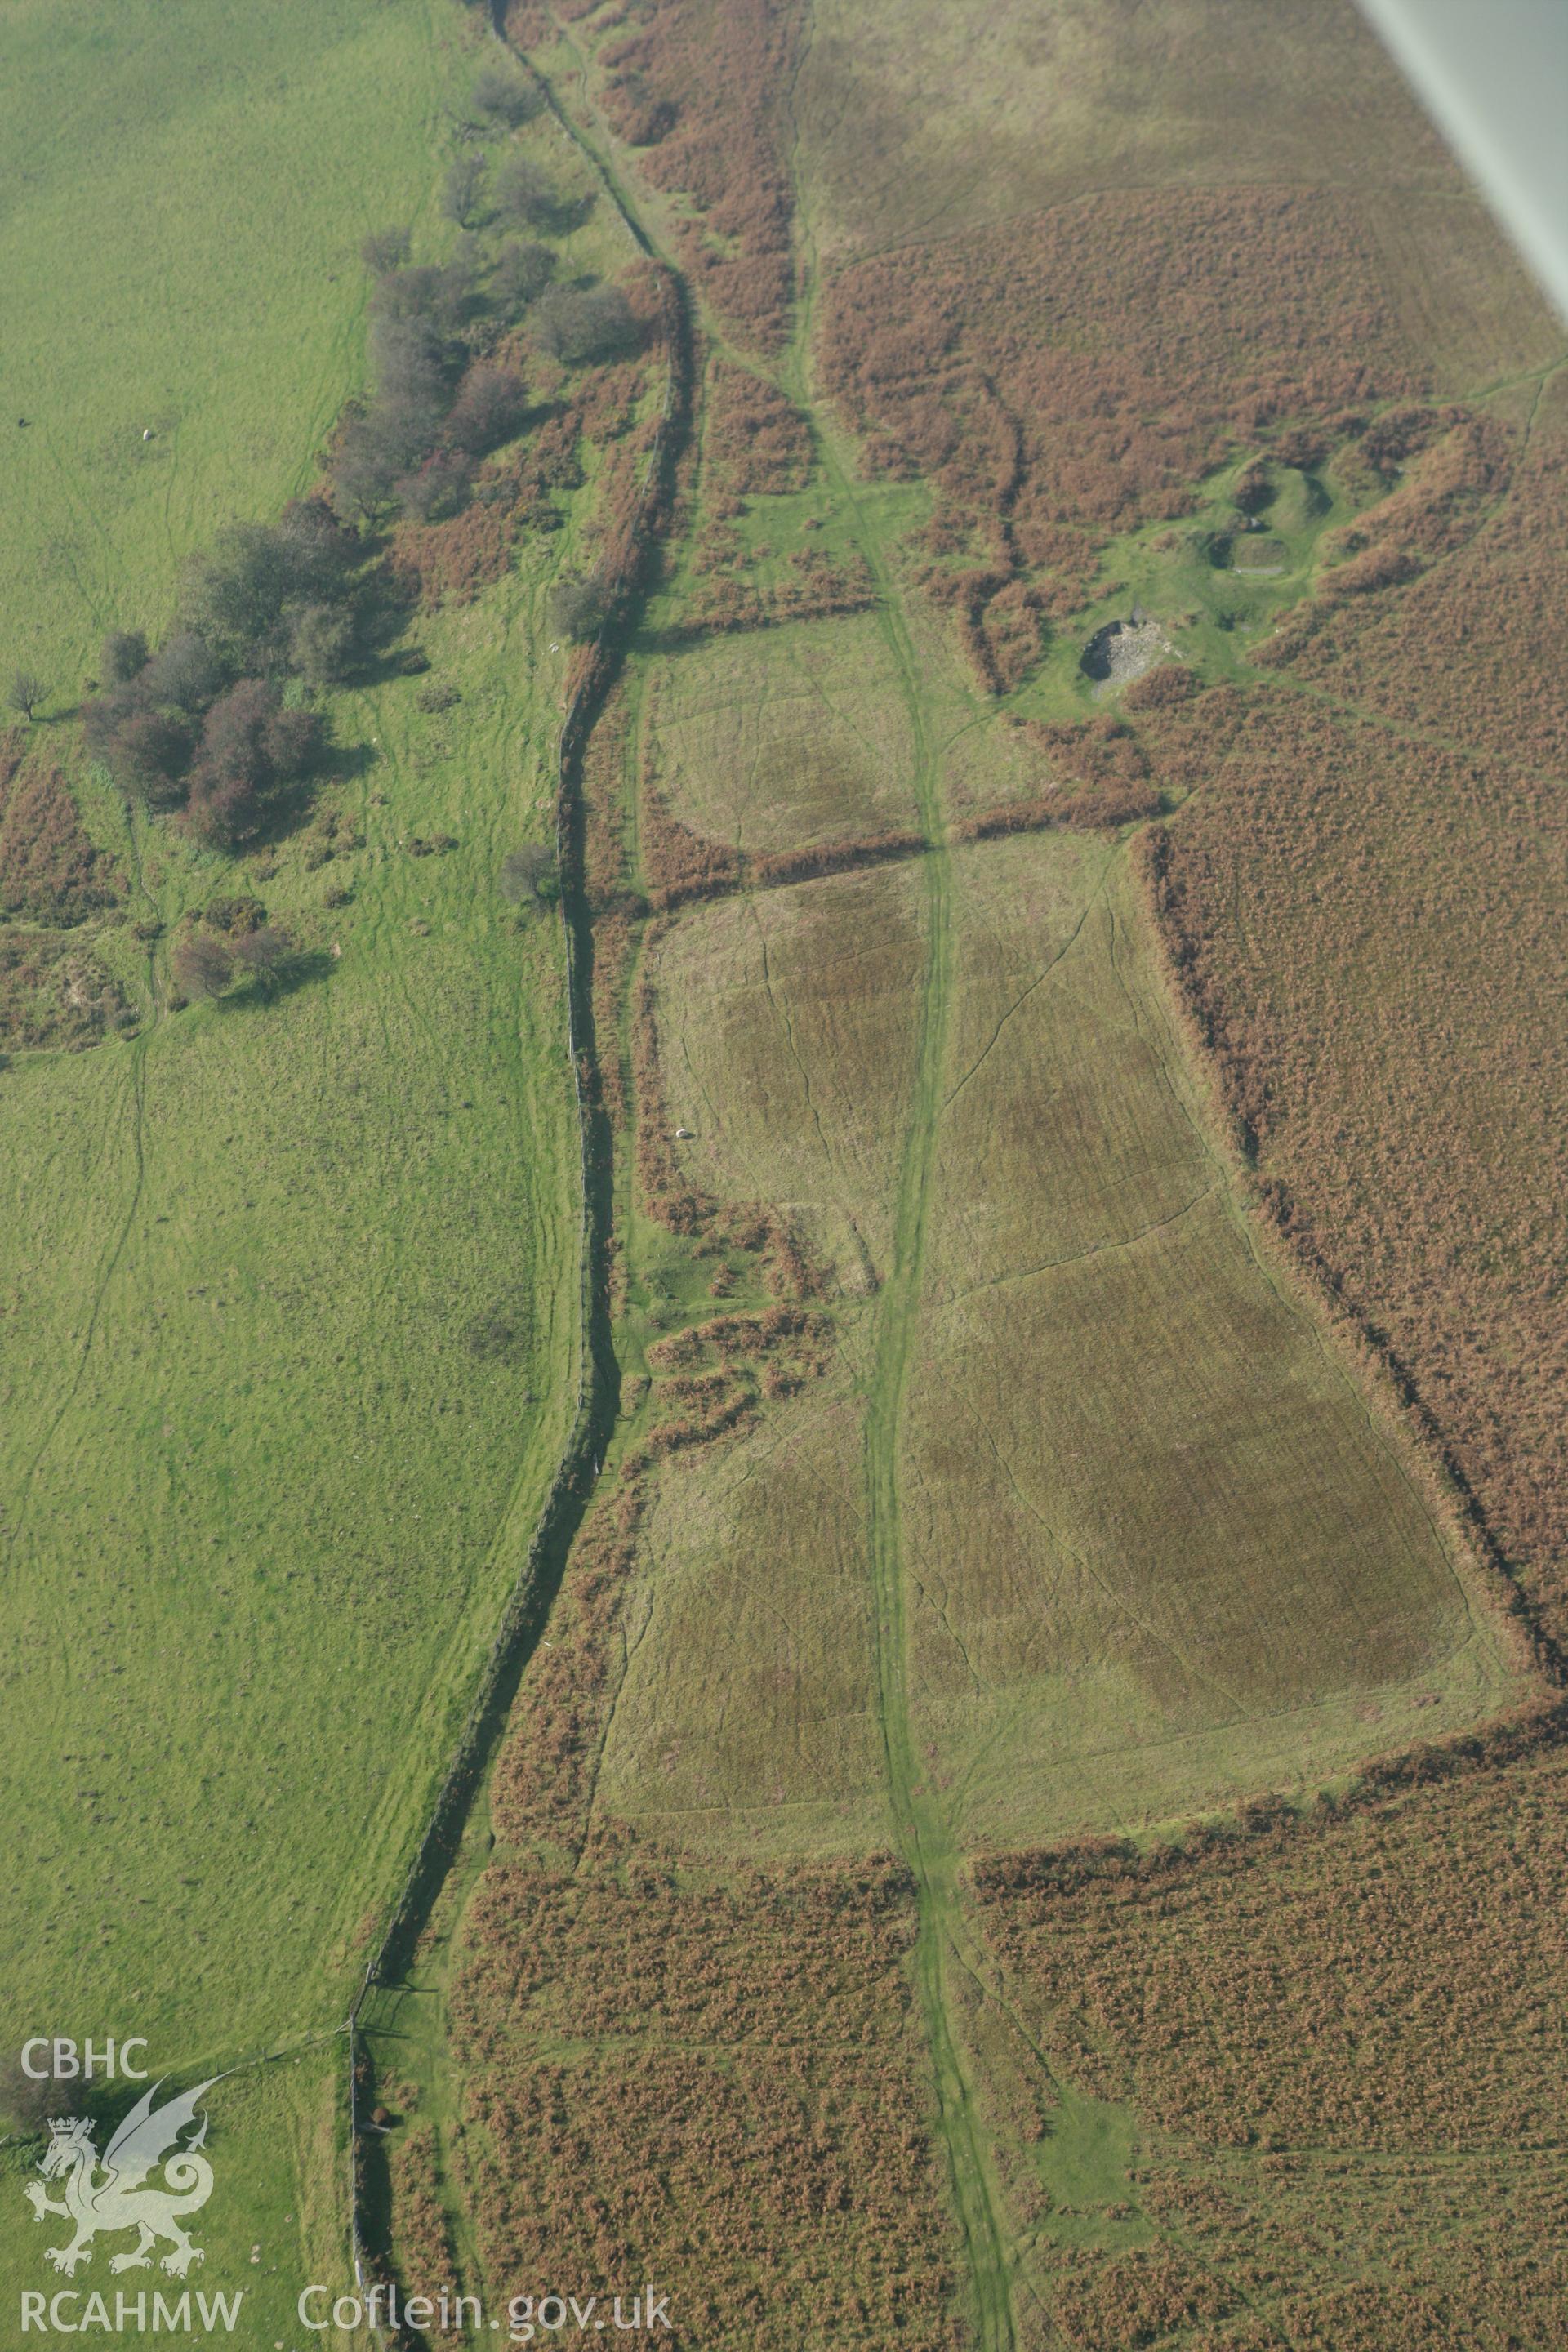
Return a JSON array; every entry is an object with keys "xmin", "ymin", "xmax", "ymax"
[{"xmin": 214, "ymin": 947, "xmax": 336, "ymax": 1013}]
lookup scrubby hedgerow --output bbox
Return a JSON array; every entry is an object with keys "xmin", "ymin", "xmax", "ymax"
[
  {"xmin": 952, "ymin": 785, "xmax": 1160, "ymax": 843},
  {"xmin": 470, "ymin": 60, "xmax": 543, "ymax": 131},
  {"xmin": 642, "ymin": 807, "xmax": 929, "ymax": 911},
  {"xmin": 327, "ymin": 229, "xmax": 548, "ymax": 524},
  {"xmin": 184, "ymin": 681, "xmax": 322, "ymax": 851},
  {"xmin": 81, "ymin": 210, "xmax": 657, "ymax": 839}
]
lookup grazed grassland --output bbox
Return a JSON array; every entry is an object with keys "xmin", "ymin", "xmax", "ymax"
[
  {"xmin": 0, "ymin": 0, "xmax": 464, "ymax": 682},
  {"xmin": 0, "ymin": 0, "xmax": 657, "ymax": 2326},
  {"xmin": 641, "ymin": 615, "xmax": 919, "ymax": 857},
  {"xmin": 0, "ymin": 604, "xmax": 580, "ymax": 2061},
  {"xmin": 903, "ymin": 836, "xmax": 1526, "ymax": 1847},
  {"xmin": 648, "ymin": 859, "xmax": 926, "ymax": 1287}
]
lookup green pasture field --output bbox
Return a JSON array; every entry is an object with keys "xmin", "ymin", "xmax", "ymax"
[
  {"xmin": 0, "ymin": 577, "xmax": 581, "ymax": 2063},
  {"xmin": 0, "ymin": 0, "xmax": 470, "ymax": 686},
  {"xmin": 0, "ymin": 0, "xmax": 655, "ymax": 2317},
  {"xmin": 0, "ymin": 2047, "xmax": 355, "ymax": 2349},
  {"xmin": 0, "ymin": 546, "xmax": 585, "ymax": 2323}
]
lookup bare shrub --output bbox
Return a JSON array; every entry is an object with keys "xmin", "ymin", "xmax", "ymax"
[
  {"xmin": 100, "ymin": 630, "xmax": 149, "ymax": 685},
  {"xmin": 492, "ymin": 238, "xmax": 555, "ymax": 314},
  {"xmin": 171, "ymin": 929, "xmax": 234, "ymax": 1000},
  {"xmin": 471, "ymin": 64, "xmax": 541, "ymax": 127},
  {"xmin": 499, "ymin": 842, "xmax": 558, "ymax": 904},
  {"xmin": 443, "ymin": 365, "xmax": 528, "ymax": 457},
  {"xmin": 492, "ymin": 153, "xmax": 560, "ymax": 232},
  {"xmin": 547, "ymin": 571, "xmax": 611, "ymax": 643},
  {"xmin": 360, "ymin": 225, "xmax": 412, "ymax": 276},
  {"xmin": 443, "ymin": 151, "xmax": 488, "ymax": 229},
  {"xmin": 529, "ymin": 285, "xmax": 639, "ymax": 365}
]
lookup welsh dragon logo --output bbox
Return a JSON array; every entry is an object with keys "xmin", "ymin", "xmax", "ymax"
[{"xmin": 24, "ymin": 2078, "xmax": 216, "ymax": 2278}]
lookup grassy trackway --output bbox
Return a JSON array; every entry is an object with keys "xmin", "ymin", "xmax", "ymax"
[{"xmin": 778, "ymin": 79, "xmax": 1019, "ymax": 2349}]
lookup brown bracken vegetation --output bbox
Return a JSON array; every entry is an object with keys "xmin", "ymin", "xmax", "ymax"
[
  {"xmin": 1143, "ymin": 685, "xmax": 1568, "ymax": 1652},
  {"xmin": 683, "ymin": 520, "xmax": 877, "ymax": 637},
  {"xmin": 383, "ymin": 2123, "xmax": 458, "ymax": 2322},
  {"xmin": 971, "ymin": 1719, "xmax": 1568, "ymax": 2347},
  {"xmin": 0, "ymin": 928, "xmax": 130, "ymax": 1053},
  {"xmin": 0, "ymin": 737, "xmax": 121, "ymax": 924},
  {"xmin": 1254, "ymin": 373, "xmax": 1568, "ymax": 769},
  {"xmin": 704, "ymin": 358, "xmax": 814, "ymax": 494},
  {"xmin": 449, "ymin": 1853, "xmax": 964, "ymax": 2352},
  {"xmin": 819, "ymin": 186, "xmax": 1417, "ymax": 688},
  {"xmin": 0, "ymin": 734, "xmax": 127, "ymax": 1050},
  {"xmin": 598, "ymin": 0, "xmax": 800, "ymax": 350}
]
